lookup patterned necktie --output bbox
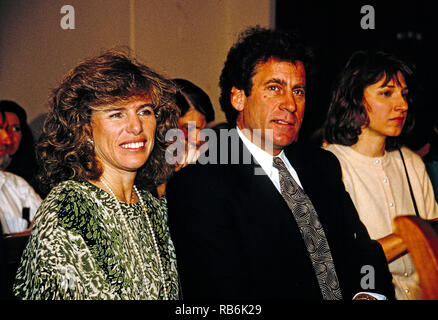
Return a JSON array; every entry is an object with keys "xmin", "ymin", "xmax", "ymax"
[{"xmin": 273, "ymin": 157, "xmax": 343, "ymax": 300}]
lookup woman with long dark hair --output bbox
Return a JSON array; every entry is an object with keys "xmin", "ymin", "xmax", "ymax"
[{"xmin": 324, "ymin": 50, "xmax": 438, "ymax": 299}]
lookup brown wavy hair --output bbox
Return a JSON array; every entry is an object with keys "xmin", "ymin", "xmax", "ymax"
[{"xmin": 37, "ymin": 49, "xmax": 180, "ymax": 194}]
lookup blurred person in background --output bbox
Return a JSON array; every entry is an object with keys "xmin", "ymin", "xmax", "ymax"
[
  {"xmin": 0, "ymin": 100, "xmax": 41, "ymax": 197},
  {"xmin": 0, "ymin": 107, "xmax": 41, "ymax": 236},
  {"xmin": 173, "ymin": 78, "xmax": 215, "ymax": 170},
  {"xmin": 155, "ymin": 78, "xmax": 215, "ymax": 198}
]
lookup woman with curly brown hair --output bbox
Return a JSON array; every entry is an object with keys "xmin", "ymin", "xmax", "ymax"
[{"xmin": 13, "ymin": 50, "xmax": 180, "ymax": 300}]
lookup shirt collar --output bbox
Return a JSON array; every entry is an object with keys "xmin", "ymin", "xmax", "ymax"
[{"xmin": 236, "ymin": 127, "xmax": 287, "ymax": 175}]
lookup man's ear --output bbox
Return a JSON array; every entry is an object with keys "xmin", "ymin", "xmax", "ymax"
[{"xmin": 230, "ymin": 87, "xmax": 246, "ymax": 112}]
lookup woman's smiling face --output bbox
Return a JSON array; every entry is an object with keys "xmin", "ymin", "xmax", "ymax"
[{"xmin": 90, "ymin": 97, "xmax": 157, "ymax": 175}]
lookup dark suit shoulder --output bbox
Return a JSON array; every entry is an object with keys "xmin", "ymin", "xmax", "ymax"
[
  {"xmin": 166, "ymin": 161, "xmax": 241, "ymax": 211},
  {"xmin": 168, "ymin": 162, "xmax": 229, "ymax": 190},
  {"xmin": 286, "ymin": 143, "xmax": 343, "ymax": 180},
  {"xmin": 287, "ymin": 142, "xmax": 338, "ymax": 162}
]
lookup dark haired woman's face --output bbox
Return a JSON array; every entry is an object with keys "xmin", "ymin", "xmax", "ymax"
[
  {"xmin": 4, "ymin": 112, "xmax": 22, "ymax": 156},
  {"xmin": 362, "ymin": 73, "xmax": 408, "ymax": 138},
  {"xmin": 178, "ymin": 107, "xmax": 207, "ymax": 148},
  {"xmin": 91, "ymin": 98, "xmax": 156, "ymax": 176}
]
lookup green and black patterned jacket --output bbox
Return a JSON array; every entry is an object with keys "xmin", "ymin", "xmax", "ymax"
[{"xmin": 13, "ymin": 180, "xmax": 179, "ymax": 300}]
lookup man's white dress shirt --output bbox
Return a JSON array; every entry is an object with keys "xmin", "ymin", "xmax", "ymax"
[
  {"xmin": 237, "ymin": 127, "xmax": 386, "ymax": 300},
  {"xmin": 236, "ymin": 127, "xmax": 303, "ymax": 191}
]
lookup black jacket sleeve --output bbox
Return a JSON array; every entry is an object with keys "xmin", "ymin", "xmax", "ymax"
[
  {"xmin": 303, "ymin": 148, "xmax": 395, "ymax": 299},
  {"xmin": 166, "ymin": 165, "xmax": 252, "ymax": 300}
]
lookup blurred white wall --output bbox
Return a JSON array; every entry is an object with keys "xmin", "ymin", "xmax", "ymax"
[{"xmin": 0, "ymin": 0, "xmax": 274, "ymax": 137}]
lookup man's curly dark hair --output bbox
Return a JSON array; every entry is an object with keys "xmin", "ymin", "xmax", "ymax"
[
  {"xmin": 37, "ymin": 49, "xmax": 180, "ymax": 194},
  {"xmin": 219, "ymin": 26, "xmax": 314, "ymax": 127}
]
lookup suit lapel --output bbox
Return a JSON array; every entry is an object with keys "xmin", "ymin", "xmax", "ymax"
[
  {"xmin": 227, "ymin": 131, "xmax": 291, "ymax": 213},
  {"xmin": 285, "ymin": 143, "xmax": 327, "ymax": 214},
  {"xmin": 211, "ymin": 132, "xmax": 323, "ymax": 297}
]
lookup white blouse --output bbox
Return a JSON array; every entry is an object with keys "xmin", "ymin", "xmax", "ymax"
[{"xmin": 324, "ymin": 144, "xmax": 438, "ymax": 300}]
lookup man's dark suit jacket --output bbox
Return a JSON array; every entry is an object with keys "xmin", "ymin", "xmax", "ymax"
[{"xmin": 166, "ymin": 130, "xmax": 395, "ymax": 300}]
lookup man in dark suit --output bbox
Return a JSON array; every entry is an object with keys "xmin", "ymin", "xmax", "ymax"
[{"xmin": 166, "ymin": 27, "xmax": 395, "ymax": 300}]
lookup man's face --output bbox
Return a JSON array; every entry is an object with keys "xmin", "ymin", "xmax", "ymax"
[{"xmin": 233, "ymin": 58, "xmax": 306, "ymax": 155}]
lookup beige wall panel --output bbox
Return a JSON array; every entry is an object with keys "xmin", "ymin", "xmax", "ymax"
[
  {"xmin": 134, "ymin": 0, "xmax": 273, "ymax": 125},
  {"xmin": 0, "ymin": 0, "xmax": 130, "ymax": 130},
  {"xmin": 0, "ymin": 0, "xmax": 273, "ymax": 132}
]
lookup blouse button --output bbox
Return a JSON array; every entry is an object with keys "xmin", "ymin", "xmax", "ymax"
[
  {"xmin": 389, "ymin": 202, "xmax": 394, "ymax": 207},
  {"xmin": 375, "ymin": 159, "xmax": 380, "ymax": 164},
  {"xmin": 383, "ymin": 178, "xmax": 388, "ymax": 183},
  {"xmin": 405, "ymin": 289, "xmax": 409, "ymax": 293},
  {"xmin": 404, "ymin": 272, "xmax": 409, "ymax": 277}
]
